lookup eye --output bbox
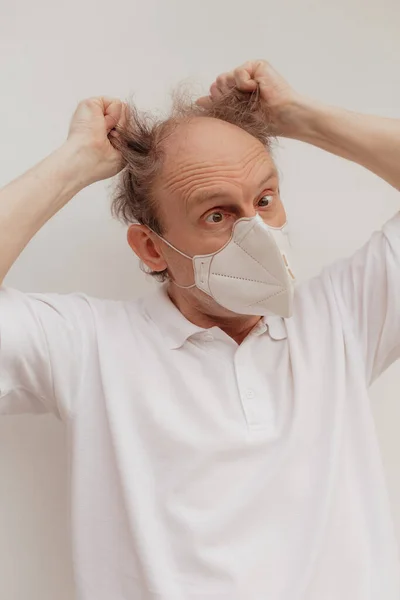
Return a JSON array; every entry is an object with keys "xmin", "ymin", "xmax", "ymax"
[
  {"xmin": 205, "ymin": 211, "xmax": 225, "ymax": 224},
  {"xmin": 257, "ymin": 194, "xmax": 273, "ymax": 208}
]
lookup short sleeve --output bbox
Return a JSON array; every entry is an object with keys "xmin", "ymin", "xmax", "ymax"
[
  {"xmin": 0, "ymin": 286, "xmax": 96, "ymax": 420},
  {"xmin": 327, "ymin": 211, "xmax": 400, "ymax": 386}
]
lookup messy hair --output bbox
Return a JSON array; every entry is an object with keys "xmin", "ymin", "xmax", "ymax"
[{"xmin": 110, "ymin": 86, "xmax": 277, "ymax": 282}]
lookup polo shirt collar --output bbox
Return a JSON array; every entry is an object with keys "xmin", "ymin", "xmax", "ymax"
[
  {"xmin": 144, "ymin": 283, "xmax": 206, "ymax": 349},
  {"xmin": 144, "ymin": 283, "xmax": 287, "ymax": 349},
  {"xmin": 263, "ymin": 315, "xmax": 288, "ymax": 341}
]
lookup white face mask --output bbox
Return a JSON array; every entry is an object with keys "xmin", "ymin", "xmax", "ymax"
[{"xmin": 151, "ymin": 213, "xmax": 296, "ymax": 318}]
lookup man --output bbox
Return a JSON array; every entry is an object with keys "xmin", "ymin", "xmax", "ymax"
[{"xmin": 0, "ymin": 60, "xmax": 399, "ymax": 599}]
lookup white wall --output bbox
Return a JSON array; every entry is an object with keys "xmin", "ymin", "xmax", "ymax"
[{"xmin": 0, "ymin": 0, "xmax": 399, "ymax": 597}]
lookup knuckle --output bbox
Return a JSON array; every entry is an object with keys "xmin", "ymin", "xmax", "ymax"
[
  {"xmin": 234, "ymin": 64, "xmax": 249, "ymax": 77},
  {"xmin": 81, "ymin": 97, "xmax": 98, "ymax": 108},
  {"xmin": 210, "ymin": 82, "xmax": 219, "ymax": 93}
]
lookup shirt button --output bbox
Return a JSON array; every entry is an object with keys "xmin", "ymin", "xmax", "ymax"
[
  {"xmin": 244, "ymin": 389, "xmax": 255, "ymax": 399},
  {"xmin": 202, "ymin": 332, "xmax": 214, "ymax": 342}
]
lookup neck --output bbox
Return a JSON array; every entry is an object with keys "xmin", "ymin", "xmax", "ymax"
[{"xmin": 167, "ymin": 283, "xmax": 261, "ymax": 345}]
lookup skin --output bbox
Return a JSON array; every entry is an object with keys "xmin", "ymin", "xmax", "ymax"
[
  {"xmin": 127, "ymin": 117, "xmax": 286, "ymax": 344},
  {"xmin": 0, "ymin": 96, "xmax": 127, "ymax": 290}
]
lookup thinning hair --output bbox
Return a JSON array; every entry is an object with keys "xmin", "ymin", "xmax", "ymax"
[{"xmin": 110, "ymin": 85, "xmax": 276, "ymax": 281}]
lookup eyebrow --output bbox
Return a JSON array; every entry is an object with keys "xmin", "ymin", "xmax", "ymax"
[{"xmin": 188, "ymin": 171, "xmax": 277, "ymax": 211}]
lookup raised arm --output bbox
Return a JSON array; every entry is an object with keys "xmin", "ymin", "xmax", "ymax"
[
  {"xmin": 281, "ymin": 98, "xmax": 400, "ymax": 192},
  {"xmin": 197, "ymin": 60, "xmax": 400, "ymax": 191},
  {"xmin": 0, "ymin": 96, "xmax": 127, "ymax": 286},
  {"xmin": 0, "ymin": 97, "xmax": 127, "ymax": 418}
]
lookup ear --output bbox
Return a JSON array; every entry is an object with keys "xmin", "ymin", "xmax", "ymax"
[{"xmin": 127, "ymin": 224, "xmax": 168, "ymax": 273}]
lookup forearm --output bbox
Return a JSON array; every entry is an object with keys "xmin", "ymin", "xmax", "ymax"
[
  {"xmin": 0, "ymin": 142, "xmax": 91, "ymax": 286},
  {"xmin": 280, "ymin": 96, "xmax": 400, "ymax": 190}
]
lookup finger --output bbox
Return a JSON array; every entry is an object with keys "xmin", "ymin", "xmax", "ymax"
[
  {"xmin": 87, "ymin": 96, "xmax": 124, "ymax": 132},
  {"xmin": 111, "ymin": 102, "xmax": 129, "ymax": 133},
  {"xmin": 209, "ymin": 81, "xmax": 223, "ymax": 101},
  {"xmin": 107, "ymin": 104, "xmax": 130, "ymax": 150},
  {"xmin": 225, "ymin": 72, "xmax": 236, "ymax": 89},
  {"xmin": 196, "ymin": 72, "xmax": 235, "ymax": 108},
  {"xmin": 103, "ymin": 99, "xmax": 124, "ymax": 133},
  {"xmin": 233, "ymin": 63, "xmax": 258, "ymax": 91},
  {"xmin": 215, "ymin": 72, "xmax": 234, "ymax": 95},
  {"xmin": 86, "ymin": 96, "xmax": 120, "ymax": 116},
  {"xmin": 196, "ymin": 95, "xmax": 213, "ymax": 109},
  {"xmin": 101, "ymin": 96, "xmax": 121, "ymax": 110}
]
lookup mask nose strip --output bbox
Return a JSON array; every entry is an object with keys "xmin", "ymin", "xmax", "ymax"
[{"xmin": 200, "ymin": 262, "xmax": 205, "ymax": 284}]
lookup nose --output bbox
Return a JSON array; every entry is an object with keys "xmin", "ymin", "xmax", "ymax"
[{"xmin": 238, "ymin": 207, "xmax": 258, "ymax": 220}]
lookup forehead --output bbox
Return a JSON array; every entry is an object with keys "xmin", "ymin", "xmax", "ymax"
[{"xmin": 157, "ymin": 117, "xmax": 276, "ymax": 198}]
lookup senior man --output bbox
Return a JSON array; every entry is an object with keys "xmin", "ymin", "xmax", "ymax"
[{"xmin": 1, "ymin": 60, "xmax": 400, "ymax": 599}]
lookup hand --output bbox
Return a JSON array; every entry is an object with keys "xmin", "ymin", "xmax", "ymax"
[
  {"xmin": 66, "ymin": 96, "xmax": 128, "ymax": 184},
  {"xmin": 197, "ymin": 60, "xmax": 303, "ymax": 136}
]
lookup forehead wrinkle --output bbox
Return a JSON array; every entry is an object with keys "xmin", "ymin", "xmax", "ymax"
[
  {"xmin": 161, "ymin": 142, "xmax": 270, "ymax": 198},
  {"xmin": 163, "ymin": 160, "xmax": 221, "ymax": 196},
  {"xmin": 181, "ymin": 149, "xmax": 272, "ymax": 202},
  {"xmin": 181, "ymin": 159, "xmax": 275, "ymax": 217},
  {"xmin": 239, "ymin": 146, "xmax": 274, "ymax": 181}
]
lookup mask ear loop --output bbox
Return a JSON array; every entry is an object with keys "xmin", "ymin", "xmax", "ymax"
[
  {"xmin": 141, "ymin": 224, "xmax": 197, "ymax": 290},
  {"xmin": 159, "ymin": 216, "xmax": 252, "ymax": 290},
  {"xmin": 171, "ymin": 280, "xmax": 197, "ymax": 290}
]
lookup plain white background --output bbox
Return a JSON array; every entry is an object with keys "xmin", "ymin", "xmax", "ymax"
[{"xmin": 1, "ymin": 0, "xmax": 399, "ymax": 598}]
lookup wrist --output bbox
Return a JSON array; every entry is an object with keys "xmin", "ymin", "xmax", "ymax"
[
  {"xmin": 56, "ymin": 140, "xmax": 101, "ymax": 193},
  {"xmin": 273, "ymin": 95, "xmax": 323, "ymax": 140}
]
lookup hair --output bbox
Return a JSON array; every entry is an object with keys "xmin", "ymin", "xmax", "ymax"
[{"xmin": 110, "ymin": 85, "xmax": 277, "ymax": 282}]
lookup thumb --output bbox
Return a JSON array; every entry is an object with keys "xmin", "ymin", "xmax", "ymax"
[{"xmin": 104, "ymin": 99, "xmax": 124, "ymax": 133}]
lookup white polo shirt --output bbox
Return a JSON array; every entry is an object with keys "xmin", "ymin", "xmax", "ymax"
[{"xmin": 2, "ymin": 213, "xmax": 400, "ymax": 600}]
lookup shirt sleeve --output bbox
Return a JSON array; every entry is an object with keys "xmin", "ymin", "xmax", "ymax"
[
  {"xmin": 327, "ymin": 211, "xmax": 400, "ymax": 386},
  {"xmin": 0, "ymin": 286, "xmax": 96, "ymax": 420}
]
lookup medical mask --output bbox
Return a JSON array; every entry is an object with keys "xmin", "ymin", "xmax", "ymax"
[{"xmin": 152, "ymin": 213, "xmax": 296, "ymax": 318}]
